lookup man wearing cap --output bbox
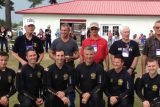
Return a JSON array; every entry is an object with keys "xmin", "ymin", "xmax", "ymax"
[
  {"xmin": 12, "ymin": 18, "xmax": 44, "ymax": 68},
  {"xmin": 80, "ymin": 22, "xmax": 109, "ymax": 70},
  {"xmin": 45, "ymin": 25, "xmax": 52, "ymax": 53}
]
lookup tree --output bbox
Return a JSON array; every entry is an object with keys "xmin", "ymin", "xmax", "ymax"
[
  {"xmin": 49, "ymin": 0, "xmax": 57, "ymax": 4},
  {"xmin": 28, "ymin": 0, "xmax": 44, "ymax": 8}
]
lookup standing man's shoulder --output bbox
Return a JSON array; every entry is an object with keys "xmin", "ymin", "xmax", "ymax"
[{"xmin": 5, "ymin": 67, "xmax": 16, "ymax": 75}]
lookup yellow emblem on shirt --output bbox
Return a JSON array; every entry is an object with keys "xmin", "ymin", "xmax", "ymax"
[
  {"xmin": 152, "ymin": 85, "xmax": 158, "ymax": 92},
  {"xmin": 64, "ymin": 74, "xmax": 68, "ymax": 80},
  {"xmin": 91, "ymin": 73, "xmax": 96, "ymax": 79},
  {"xmin": 118, "ymin": 79, "xmax": 123, "ymax": 86},
  {"xmin": 8, "ymin": 76, "xmax": 12, "ymax": 83},
  {"xmin": 37, "ymin": 72, "xmax": 41, "ymax": 78}
]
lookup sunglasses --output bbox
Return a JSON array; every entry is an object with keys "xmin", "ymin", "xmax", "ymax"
[
  {"xmin": 155, "ymin": 26, "xmax": 160, "ymax": 29},
  {"xmin": 91, "ymin": 27, "xmax": 98, "ymax": 30}
]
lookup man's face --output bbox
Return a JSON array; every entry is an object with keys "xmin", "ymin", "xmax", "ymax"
[
  {"xmin": 84, "ymin": 50, "xmax": 95, "ymax": 64},
  {"xmin": 25, "ymin": 24, "xmax": 35, "ymax": 34},
  {"xmin": 0, "ymin": 56, "xmax": 8, "ymax": 69},
  {"xmin": 113, "ymin": 58, "xmax": 124, "ymax": 70},
  {"xmin": 121, "ymin": 28, "xmax": 130, "ymax": 40},
  {"xmin": 154, "ymin": 23, "xmax": 160, "ymax": 35},
  {"xmin": 26, "ymin": 51, "xmax": 37, "ymax": 64},
  {"xmin": 60, "ymin": 26, "xmax": 70, "ymax": 38},
  {"xmin": 55, "ymin": 51, "xmax": 65, "ymax": 64},
  {"xmin": 90, "ymin": 27, "xmax": 99, "ymax": 36},
  {"xmin": 147, "ymin": 61, "xmax": 159, "ymax": 75}
]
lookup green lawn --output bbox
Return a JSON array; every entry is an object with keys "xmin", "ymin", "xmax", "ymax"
[{"xmin": 8, "ymin": 52, "xmax": 142, "ymax": 107}]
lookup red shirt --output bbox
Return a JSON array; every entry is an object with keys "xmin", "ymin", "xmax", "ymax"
[{"xmin": 80, "ymin": 36, "xmax": 108, "ymax": 63}]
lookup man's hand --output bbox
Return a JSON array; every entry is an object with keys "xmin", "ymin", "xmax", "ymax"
[
  {"xmin": 82, "ymin": 92, "xmax": 91, "ymax": 104},
  {"xmin": 110, "ymin": 96, "xmax": 118, "ymax": 105},
  {"xmin": 35, "ymin": 98, "xmax": 44, "ymax": 106},
  {"xmin": 56, "ymin": 91, "xmax": 65, "ymax": 99},
  {"xmin": 65, "ymin": 56, "xmax": 73, "ymax": 62},
  {"xmin": 61, "ymin": 97, "xmax": 70, "ymax": 105},
  {"xmin": 0, "ymin": 96, "xmax": 9, "ymax": 106},
  {"xmin": 127, "ymin": 68, "xmax": 133, "ymax": 76},
  {"xmin": 143, "ymin": 100, "xmax": 150, "ymax": 107},
  {"xmin": 21, "ymin": 60, "xmax": 27, "ymax": 65}
]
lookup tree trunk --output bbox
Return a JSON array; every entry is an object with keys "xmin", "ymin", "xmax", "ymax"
[{"xmin": 5, "ymin": 0, "xmax": 11, "ymax": 31}]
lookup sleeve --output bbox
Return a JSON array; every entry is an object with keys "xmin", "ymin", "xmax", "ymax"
[
  {"xmin": 133, "ymin": 41, "xmax": 141, "ymax": 57},
  {"xmin": 118, "ymin": 73, "xmax": 132, "ymax": 100},
  {"xmin": 90, "ymin": 66, "xmax": 104, "ymax": 94},
  {"xmin": 109, "ymin": 41, "xmax": 117, "ymax": 55},
  {"xmin": 135, "ymin": 77, "xmax": 146, "ymax": 102},
  {"xmin": 12, "ymin": 37, "xmax": 19, "ymax": 53},
  {"xmin": 64, "ymin": 68, "xmax": 74, "ymax": 94},
  {"xmin": 6, "ymin": 71, "xmax": 16, "ymax": 98},
  {"xmin": 17, "ymin": 68, "xmax": 37, "ymax": 101},
  {"xmin": 142, "ymin": 39, "xmax": 149, "ymax": 55},
  {"xmin": 103, "ymin": 72, "xmax": 112, "ymax": 97},
  {"xmin": 37, "ymin": 38, "xmax": 44, "ymax": 54},
  {"xmin": 50, "ymin": 40, "xmax": 56, "ymax": 51}
]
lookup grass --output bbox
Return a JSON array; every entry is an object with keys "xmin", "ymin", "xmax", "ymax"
[{"xmin": 8, "ymin": 52, "xmax": 142, "ymax": 107}]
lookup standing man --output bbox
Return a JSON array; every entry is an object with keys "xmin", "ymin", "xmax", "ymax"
[
  {"xmin": 80, "ymin": 22, "xmax": 109, "ymax": 70},
  {"xmin": 75, "ymin": 46, "xmax": 105, "ymax": 107},
  {"xmin": 45, "ymin": 25, "xmax": 52, "ymax": 53},
  {"xmin": 48, "ymin": 23, "xmax": 79, "ymax": 107},
  {"xmin": 44, "ymin": 49, "xmax": 74, "ymax": 107},
  {"xmin": 104, "ymin": 55, "xmax": 132, "ymax": 107},
  {"xmin": 142, "ymin": 20, "xmax": 160, "ymax": 74},
  {"xmin": 16, "ymin": 49, "xmax": 44, "ymax": 107},
  {"xmin": 0, "ymin": 52, "xmax": 16, "ymax": 107},
  {"xmin": 109, "ymin": 26, "xmax": 140, "ymax": 106},
  {"xmin": 135, "ymin": 58, "xmax": 160, "ymax": 107},
  {"xmin": 12, "ymin": 18, "xmax": 44, "ymax": 68}
]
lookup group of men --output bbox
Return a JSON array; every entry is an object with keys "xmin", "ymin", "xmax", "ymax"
[{"xmin": 0, "ymin": 17, "xmax": 160, "ymax": 107}]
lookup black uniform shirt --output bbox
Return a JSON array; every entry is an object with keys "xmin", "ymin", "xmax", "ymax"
[
  {"xmin": 0, "ymin": 68, "xmax": 16, "ymax": 98},
  {"xmin": 75, "ymin": 62, "xmax": 104, "ymax": 93},
  {"xmin": 109, "ymin": 39, "xmax": 140, "ymax": 69},
  {"xmin": 17, "ymin": 64, "xmax": 44, "ymax": 98},
  {"xmin": 104, "ymin": 68, "xmax": 131, "ymax": 98},
  {"xmin": 136, "ymin": 73, "xmax": 160, "ymax": 102},
  {"xmin": 46, "ymin": 64, "xmax": 74, "ymax": 94}
]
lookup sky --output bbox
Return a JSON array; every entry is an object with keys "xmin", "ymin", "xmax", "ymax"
[{"xmin": 0, "ymin": 0, "xmax": 68, "ymax": 23}]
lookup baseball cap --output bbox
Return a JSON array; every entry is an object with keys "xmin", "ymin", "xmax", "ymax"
[
  {"xmin": 90, "ymin": 22, "xmax": 99, "ymax": 28},
  {"xmin": 24, "ymin": 18, "xmax": 35, "ymax": 26}
]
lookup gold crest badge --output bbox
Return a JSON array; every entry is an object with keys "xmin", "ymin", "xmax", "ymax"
[
  {"xmin": 118, "ymin": 79, "xmax": 123, "ymax": 86},
  {"xmin": 90, "ymin": 73, "xmax": 96, "ymax": 79},
  {"xmin": 80, "ymin": 74, "xmax": 83, "ymax": 78},
  {"xmin": 54, "ymin": 74, "xmax": 58, "ymax": 79},
  {"xmin": 37, "ymin": 72, "xmax": 41, "ymax": 78},
  {"xmin": 110, "ymin": 78, "xmax": 113, "ymax": 83},
  {"xmin": 8, "ymin": 76, "xmax": 12, "ymax": 83},
  {"xmin": 64, "ymin": 74, "xmax": 68, "ymax": 80},
  {"xmin": 152, "ymin": 85, "xmax": 158, "ymax": 92},
  {"xmin": 34, "ymin": 43, "xmax": 37, "ymax": 47}
]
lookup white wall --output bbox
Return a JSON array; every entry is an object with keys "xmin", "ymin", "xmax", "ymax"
[{"xmin": 22, "ymin": 14, "xmax": 160, "ymax": 41}]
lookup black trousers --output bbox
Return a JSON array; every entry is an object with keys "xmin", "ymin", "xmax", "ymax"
[
  {"xmin": 80, "ymin": 93, "xmax": 105, "ymax": 107},
  {"xmin": 0, "ymin": 104, "xmax": 8, "ymax": 107},
  {"xmin": 18, "ymin": 94, "xmax": 38, "ymax": 107},
  {"xmin": 44, "ymin": 93, "xmax": 68, "ymax": 107}
]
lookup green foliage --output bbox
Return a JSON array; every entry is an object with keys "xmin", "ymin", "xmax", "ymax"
[
  {"xmin": 49, "ymin": 0, "xmax": 57, "ymax": 4},
  {"xmin": 0, "ymin": 19, "xmax": 6, "ymax": 26},
  {"xmin": 28, "ymin": 0, "xmax": 44, "ymax": 8}
]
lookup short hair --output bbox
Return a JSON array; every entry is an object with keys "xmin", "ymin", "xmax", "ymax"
[
  {"xmin": 146, "ymin": 58, "xmax": 158, "ymax": 65},
  {"xmin": 114, "ymin": 54, "xmax": 124, "ymax": 62},
  {"xmin": 84, "ymin": 46, "xmax": 94, "ymax": 51},
  {"xmin": 0, "ymin": 51, "xmax": 9, "ymax": 58},
  {"xmin": 120, "ymin": 26, "xmax": 130, "ymax": 33},
  {"xmin": 154, "ymin": 20, "xmax": 160, "ymax": 26},
  {"xmin": 60, "ymin": 23, "xmax": 70, "ymax": 30},
  {"xmin": 26, "ymin": 48, "xmax": 36, "ymax": 56},
  {"xmin": 55, "ymin": 49, "xmax": 64, "ymax": 54}
]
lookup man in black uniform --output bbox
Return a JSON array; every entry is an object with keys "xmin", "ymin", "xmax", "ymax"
[
  {"xmin": 109, "ymin": 26, "xmax": 140, "ymax": 106},
  {"xmin": 44, "ymin": 49, "xmax": 74, "ymax": 107},
  {"xmin": 135, "ymin": 58, "xmax": 160, "ymax": 107},
  {"xmin": 104, "ymin": 55, "xmax": 132, "ymax": 107},
  {"xmin": 12, "ymin": 18, "xmax": 44, "ymax": 68},
  {"xmin": 75, "ymin": 46, "xmax": 105, "ymax": 107},
  {"xmin": 16, "ymin": 49, "xmax": 44, "ymax": 107},
  {"xmin": 0, "ymin": 52, "xmax": 16, "ymax": 107}
]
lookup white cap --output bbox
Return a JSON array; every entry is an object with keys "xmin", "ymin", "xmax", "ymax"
[
  {"xmin": 24, "ymin": 18, "xmax": 35, "ymax": 26},
  {"xmin": 90, "ymin": 22, "xmax": 99, "ymax": 28}
]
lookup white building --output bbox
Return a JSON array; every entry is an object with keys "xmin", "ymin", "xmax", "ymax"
[{"xmin": 16, "ymin": 0, "xmax": 160, "ymax": 41}]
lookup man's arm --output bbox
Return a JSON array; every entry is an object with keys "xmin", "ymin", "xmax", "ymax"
[
  {"xmin": 141, "ymin": 54, "xmax": 147, "ymax": 75},
  {"xmin": 37, "ymin": 53, "xmax": 44, "ymax": 64},
  {"xmin": 104, "ymin": 54, "xmax": 109, "ymax": 71},
  {"xmin": 110, "ymin": 54, "xmax": 114, "ymax": 66},
  {"xmin": 128, "ymin": 57, "xmax": 139, "ymax": 75},
  {"xmin": 48, "ymin": 49, "xmax": 55, "ymax": 60},
  {"xmin": 12, "ymin": 51, "xmax": 27, "ymax": 65}
]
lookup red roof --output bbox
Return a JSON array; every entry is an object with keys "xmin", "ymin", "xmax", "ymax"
[{"xmin": 16, "ymin": 0, "xmax": 160, "ymax": 16}]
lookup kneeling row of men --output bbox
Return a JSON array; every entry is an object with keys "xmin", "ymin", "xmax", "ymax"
[{"xmin": 0, "ymin": 46, "xmax": 160, "ymax": 107}]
